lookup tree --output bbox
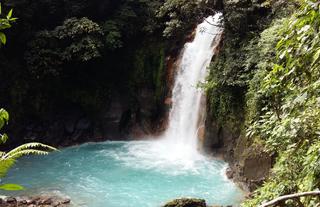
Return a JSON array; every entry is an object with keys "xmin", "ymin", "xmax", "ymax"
[
  {"xmin": 157, "ymin": 0, "xmax": 219, "ymax": 37},
  {"xmin": 25, "ymin": 17, "xmax": 104, "ymax": 77}
]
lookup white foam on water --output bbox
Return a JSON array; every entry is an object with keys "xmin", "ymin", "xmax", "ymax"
[{"xmin": 102, "ymin": 141, "xmax": 223, "ymax": 175}]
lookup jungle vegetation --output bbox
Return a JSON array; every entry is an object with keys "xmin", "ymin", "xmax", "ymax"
[
  {"xmin": 0, "ymin": 0, "xmax": 320, "ymax": 206},
  {"xmin": 205, "ymin": 0, "xmax": 320, "ymax": 206},
  {"xmin": 0, "ymin": 4, "xmax": 56, "ymax": 191}
]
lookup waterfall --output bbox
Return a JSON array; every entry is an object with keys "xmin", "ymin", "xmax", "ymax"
[
  {"xmin": 113, "ymin": 14, "xmax": 224, "ymax": 172},
  {"xmin": 161, "ymin": 14, "xmax": 223, "ymax": 160}
]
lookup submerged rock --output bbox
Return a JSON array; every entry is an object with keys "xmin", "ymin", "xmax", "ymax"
[
  {"xmin": 162, "ymin": 198, "xmax": 206, "ymax": 207},
  {"xmin": 0, "ymin": 195, "xmax": 70, "ymax": 207},
  {"xmin": 226, "ymin": 167, "xmax": 234, "ymax": 179}
]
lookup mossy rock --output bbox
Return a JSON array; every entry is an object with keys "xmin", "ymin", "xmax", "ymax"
[{"xmin": 162, "ymin": 198, "xmax": 206, "ymax": 207}]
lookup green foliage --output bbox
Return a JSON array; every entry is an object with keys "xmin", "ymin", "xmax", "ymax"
[
  {"xmin": 0, "ymin": 108, "xmax": 56, "ymax": 191},
  {"xmin": 101, "ymin": 0, "xmax": 162, "ymax": 43},
  {"xmin": 204, "ymin": 34, "xmax": 260, "ymax": 131},
  {"xmin": 0, "ymin": 0, "xmax": 172, "ymax": 137},
  {"xmin": 103, "ymin": 20, "xmax": 123, "ymax": 50},
  {"xmin": 204, "ymin": 1, "xmax": 320, "ymax": 205},
  {"xmin": 245, "ymin": 18, "xmax": 287, "ymax": 125},
  {"xmin": 25, "ymin": 17, "xmax": 104, "ymax": 77},
  {"xmin": 0, "ymin": 108, "xmax": 9, "ymax": 144},
  {"xmin": 0, "ymin": 3, "xmax": 17, "ymax": 45},
  {"xmin": 154, "ymin": 47, "xmax": 166, "ymax": 102},
  {"xmin": 204, "ymin": 0, "xmax": 296, "ymax": 140},
  {"xmin": 157, "ymin": 0, "xmax": 215, "ymax": 37},
  {"xmin": 130, "ymin": 41, "xmax": 166, "ymax": 103},
  {"xmin": 243, "ymin": 1, "xmax": 320, "ymax": 206},
  {"xmin": 206, "ymin": 87, "xmax": 245, "ymax": 134}
]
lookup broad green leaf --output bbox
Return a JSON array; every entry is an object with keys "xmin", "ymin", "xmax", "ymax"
[
  {"xmin": 0, "ymin": 133, "xmax": 8, "ymax": 144},
  {"xmin": 0, "ymin": 108, "xmax": 9, "ymax": 122},
  {"xmin": 6, "ymin": 9, "xmax": 12, "ymax": 19},
  {"xmin": 0, "ymin": 183, "xmax": 24, "ymax": 191},
  {"xmin": 312, "ymin": 48, "xmax": 320, "ymax": 66},
  {"xmin": 0, "ymin": 32, "xmax": 6, "ymax": 45}
]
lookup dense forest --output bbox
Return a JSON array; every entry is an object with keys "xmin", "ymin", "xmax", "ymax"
[
  {"xmin": 0, "ymin": 0, "xmax": 320, "ymax": 207},
  {"xmin": 0, "ymin": 0, "xmax": 224, "ymax": 147}
]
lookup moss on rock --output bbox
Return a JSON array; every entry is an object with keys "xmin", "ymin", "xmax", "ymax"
[{"xmin": 162, "ymin": 198, "xmax": 206, "ymax": 207}]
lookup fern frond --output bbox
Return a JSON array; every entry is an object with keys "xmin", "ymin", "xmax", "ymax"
[
  {"xmin": 0, "ymin": 108, "xmax": 57, "ymax": 182},
  {"xmin": 0, "ymin": 151, "xmax": 6, "ymax": 157},
  {"xmin": 0, "ymin": 158, "xmax": 15, "ymax": 178},
  {"xmin": 0, "ymin": 143, "xmax": 56, "ymax": 178},
  {"xmin": 5, "ymin": 142, "xmax": 56, "ymax": 158},
  {"xmin": 4, "ymin": 149, "xmax": 51, "ymax": 159}
]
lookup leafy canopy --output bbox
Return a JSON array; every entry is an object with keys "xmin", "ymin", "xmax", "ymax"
[
  {"xmin": 25, "ymin": 17, "xmax": 104, "ymax": 77},
  {"xmin": 157, "ymin": 0, "xmax": 217, "ymax": 37}
]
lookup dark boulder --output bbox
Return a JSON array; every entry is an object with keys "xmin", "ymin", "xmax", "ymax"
[{"xmin": 162, "ymin": 198, "xmax": 206, "ymax": 207}]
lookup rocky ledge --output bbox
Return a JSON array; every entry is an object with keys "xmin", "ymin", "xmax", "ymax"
[
  {"xmin": 0, "ymin": 195, "xmax": 71, "ymax": 207},
  {"xmin": 162, "ymin": 198, "xmax": 233, "ymax": 207}
]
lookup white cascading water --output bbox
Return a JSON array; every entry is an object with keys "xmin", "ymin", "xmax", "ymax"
[
  {"xmin": 164, "ymin": 14, "xmax": 223, "ymax": 144},
  {"xmin": 160, "ymin": 14, "xmax": 223, "ymax": 160},
  {"xmin": 116, "ymin": 14, "xmax": 224, "ymax": 173}
]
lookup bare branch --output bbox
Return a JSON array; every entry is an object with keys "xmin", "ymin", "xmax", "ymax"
[
  {"xmin": 259, "ymin": 191, "xmax": 320, "ymax": 207},
  {"xmin": 203, "ymin": 18, "xmax": 223, "ymax": 28}
]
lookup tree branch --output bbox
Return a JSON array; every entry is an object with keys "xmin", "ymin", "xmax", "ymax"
[
  {"xmin": 259, "ymin": 191, "xmax": 320, "ymax": 207},
  {"xmin": 203, "ymin": 18, "xmax": 223, "ymax": 28}
]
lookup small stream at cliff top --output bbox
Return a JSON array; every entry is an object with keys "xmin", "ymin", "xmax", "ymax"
[{"xmin": 2, "ymin": 14, "xmax": 243, "ymax": 206}]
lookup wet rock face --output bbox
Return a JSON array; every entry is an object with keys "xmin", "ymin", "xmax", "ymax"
[
  {"xmin": 242, "ymin": 153, "xmax": 272, "ymax": 181},
  {"xmin": 234, "ymin": 145, "xmax": 273, "ymax": 191},
  {"xmin": 162, "ymin": 198, "xmax": 206, "ymax": 207},
  {"xmin": 203, "ymin": 118, "xmax": 272, "ymax": 191},
  {"xmin": 0, "ymin": 196, "xmax": 70, "ymax": 207},
  {"xmin": 7, "ymin": 88, "xmax": 163, "ymax": 148}
]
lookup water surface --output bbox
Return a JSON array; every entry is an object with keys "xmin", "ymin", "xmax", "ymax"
[{"xmin": 3, "ymin": 141, "xmax": 243, "ymax": 207}]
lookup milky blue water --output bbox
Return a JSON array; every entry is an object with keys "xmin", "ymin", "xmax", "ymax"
[{"xmin": 2, "ymin": 141, "xmax": 243, "ymax": 207}]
